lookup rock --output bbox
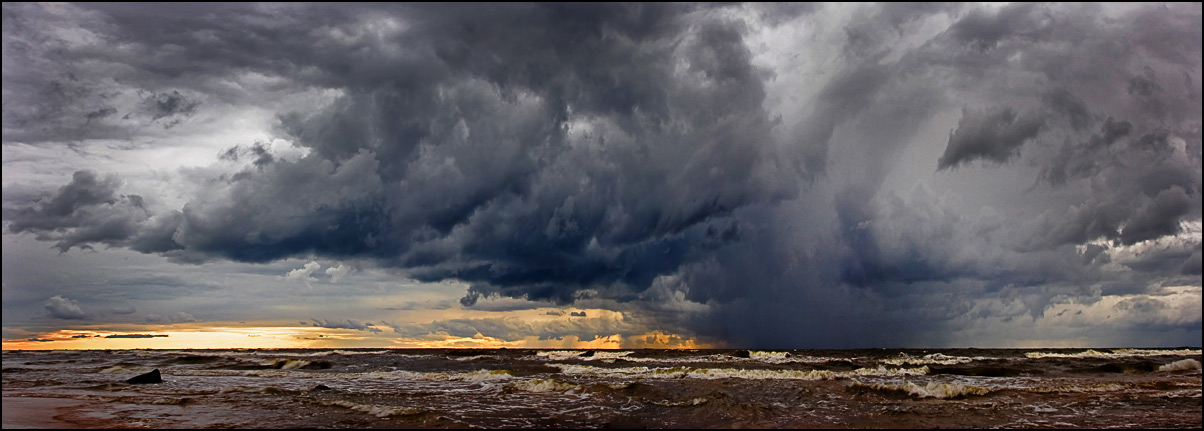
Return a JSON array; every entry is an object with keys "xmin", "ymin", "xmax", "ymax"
[
  {"xmin": 126, "ymin": 368, "xmax": 163, "ymax": 384},
  {"xmin": 731, "ymin": 350, "xmax": 751, "ymax": 359},
  {"xmin": 311, "ymin": 384, "xmax": 332, "ymax": 391}
]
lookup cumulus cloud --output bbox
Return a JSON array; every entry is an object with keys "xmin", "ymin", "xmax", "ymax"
[
  {"xmin": 44, "ymin": 295, "xmax": 88, "ymax": 320},
  {"xmin": 284, "ymin": 261, "xmax": 321, "ymax": 284},
  {"xmin": 3, "ymin": 170, "xmax": 178, "ymax": 253},
  {"xmin": 325, "ymin": 264, "xmax": 350, "ymax": 283}
]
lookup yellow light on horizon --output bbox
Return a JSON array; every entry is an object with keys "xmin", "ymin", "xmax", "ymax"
[{"xmin": 2, "ymin": 317, "xmax": 717, "ymax": 350}]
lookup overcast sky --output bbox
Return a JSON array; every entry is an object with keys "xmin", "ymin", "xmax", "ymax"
[{"xmin": 2, "ymin": 3, "xmax": 1200, "ymax": 349}]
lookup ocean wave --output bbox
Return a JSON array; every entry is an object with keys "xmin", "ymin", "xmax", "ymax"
[
  {"xmin": 364, "ymin": 369, "xmax": 514, "ymax": 382},
  {"xmin": 99, "ymin": 365, "xmax": 133, "ymax": 374},
  {"xmin": 651, "ymin": 397, "xmax": 710, "ymax": 407},
  {"xmin": 536, "ymin": 350, "xmax": 585, "ymax": 361},
  {"xmin": 319, "ymin": 400, "xmax": 427, "ymax": 418},
  {"xmin": 511, "ymin": 378, "xmax": 584, "ymax": 394},
  {"xmin": 301, "ymin": 350, "xmax": 390, "ymax": 357},
  {"xmin": 273, "ymin": 359, "xmax": 332, "ymax": 370},
  {"xmin": 175, "ymin": 368, "xmax": 514, "ymax": 382},
  {"xmin": 882, "ymin": 353, "xmax": 979, "ymax": 366},
  {"xmin": 1024, "ymin": 348, "xmax": 1202, "ymax": 359},
  {"xmin": 550, "ymin": 364, "xmax": 929, "ymax": 380},
  {"xmin": 536, "ymin": 350, "xmax": 635, "ymax": 362},
  {"xmin": 1027, "ymin": 383, "xmax": 1127, "ymax": 393},
  {"xmin": 1157, "ymin": 359, "xmax": 1202, "ymax": 372},
  {"xmin": 852, "ymin": 380, "xmax": 992, "ymax": 399},
  {"xmin": 749, "ymin": 351, "xmax": 789, "ymax": 363}
]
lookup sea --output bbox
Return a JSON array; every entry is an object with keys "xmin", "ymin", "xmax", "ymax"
[{"xmin": 2, "ymin": 348, "xmax": 1201, "ymax": 428}]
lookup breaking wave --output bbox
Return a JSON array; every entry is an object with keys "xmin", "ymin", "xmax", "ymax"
[
  {"xmin": 535, "ymin": 350, "xmax": 635, "ymax": 362},
  {"xmin": 550, "ymin": 364, "xmax": 929, "ymax": 380},
  {"xmin": 511, "ymin": 378, "xmax": 584, "ymax": 394},
  {"xmin": 174, "ymin": 368, "xmax": 514, "ymax": 382},
  {"xmin": 364, "ymin": 369, "xmax": 514, "ymax": 382},
  {"xmin": 852, "ymin": 380, "xmax": 992, "ymax": 399},
  {"xmin": 319, "ymin": 400, "xmax": 427, "ymax": 418},
  {"xmin": 1158, "ymin": 359, "xmax": 1202, "ymax": 372},
  {"xmin": 1027, "ymin": 383, "xmax": 1127, "ymax": 393},
  {"xmin": 882, "ymin": 353, "xmax": 978, "ymax": 366},
  {"xmin": 1024, "ymin": 348, "xmax": 1202, "ymax": 359}
]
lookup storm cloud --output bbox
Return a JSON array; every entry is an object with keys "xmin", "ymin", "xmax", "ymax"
[{"xmin": 3, "ymin": 3, "xmax": 1200, "ymax": 348}]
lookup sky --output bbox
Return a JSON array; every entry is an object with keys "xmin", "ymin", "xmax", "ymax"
[{"xmin": 2, "ymin": 3, "xmax": 1200, "ymax": 350}]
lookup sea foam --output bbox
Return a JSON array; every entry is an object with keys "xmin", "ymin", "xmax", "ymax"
[
  {"xmin": 1025, "ymin": 348, "xmax": 1203, "ymax": 359},
  {"xmin": 1158, "ymin": 358, "xmax": 1202, "ymax": 372},
  {"xmin": 550, "ymin": 364, "xmax": 929, "ymax": 380},
  {"xmin": 853, "ymin": 380, "xmax": 992, "ymax": 398}
]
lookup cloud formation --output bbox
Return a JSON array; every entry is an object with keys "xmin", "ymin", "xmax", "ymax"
[
  {"xmin": 104, "ymin": 334, "xmax": 168, "ymax": 339},
  {"xmin": 937, "ymin": 107, "xmax": 1044, "ymax": 169},
  {"xmin": 2, "ymin": 3, "xmax": 1200, "ymax": 347},
  {"xmin": 44, "ymin": 295, "xmax": 88, "ymax": 320},
  {"xmin": 310, "ymin": 318, "xmax": 382, "ymax": 334}
]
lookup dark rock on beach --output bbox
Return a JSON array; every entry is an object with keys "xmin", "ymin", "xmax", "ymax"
[
  {"xmin": 126, "ymin": 368, "xmax": 163, "ymax": 384},
  {"xmin": 311, "ymin": 384, "xmax": 332, "ymax": 391}
]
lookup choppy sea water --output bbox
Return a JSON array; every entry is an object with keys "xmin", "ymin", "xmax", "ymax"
[{"xmin": 2, "ymin": 348, "xmax": 1200, "ymax": 428}]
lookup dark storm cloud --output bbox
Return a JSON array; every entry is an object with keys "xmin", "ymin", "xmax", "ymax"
[
  {"xmin": 937, "ymin": 106, "xmax": 1044, "ymax": 170},
  {"xmin": 15, "ymin": 3, "xmax": 792, "ymax": 307},
  {"xmin": 3, "ymin": 170, "xmax": 171, "ymax": 253},
  {"xmin": 3, "ymin": 3, "xmax": 1200, "ymax": 347},
  {"xmin": 144, "ymin": 90, "xmax": 201, "ymax": 129}
]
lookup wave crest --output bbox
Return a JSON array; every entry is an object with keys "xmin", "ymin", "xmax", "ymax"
[
  {"xmin": 853, "ymin": 380, "xmax": 992, "ymax": 399},
  {"xmin": 1158, "ymin": 359, "xmax": 1202, "ymax": 372},
  {"xmin": 551, "ymin": 364, "xmax": 928, "ymax": 380}
]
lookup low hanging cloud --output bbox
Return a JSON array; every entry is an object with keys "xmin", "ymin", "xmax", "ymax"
[
  {"xmin": 284, "ymin": 261, "xmax": 322, "ymax": 283},
  {"xmin": 309, "ymin": 318, "xmax": 383, "ymax": 333},
  {"xmin": 104, "ymin": 334, "xmax": 169, "ymax": 339},
  {"xmin": 44, "ymin": 295, "xmax": 88, "ymax": 320},
  {"xmin": 325, "ymin": 264, "xmax": 350, "ymax": 283},
  {"xmin": 937, "ymin": 107, "xmax": 1044, "ymax": 170},
  {"xmin": 386, "ymin": 311, "xmax": 642, "ymax": 343},
  {"xmin": 2, "ymin": 3, "xmax": 1200, "ymax": 347}
]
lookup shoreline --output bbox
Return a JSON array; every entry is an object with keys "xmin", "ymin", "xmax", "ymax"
[{"xmin": 1, "ymin": 396, "xmax": 126, "ymax": 429}]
